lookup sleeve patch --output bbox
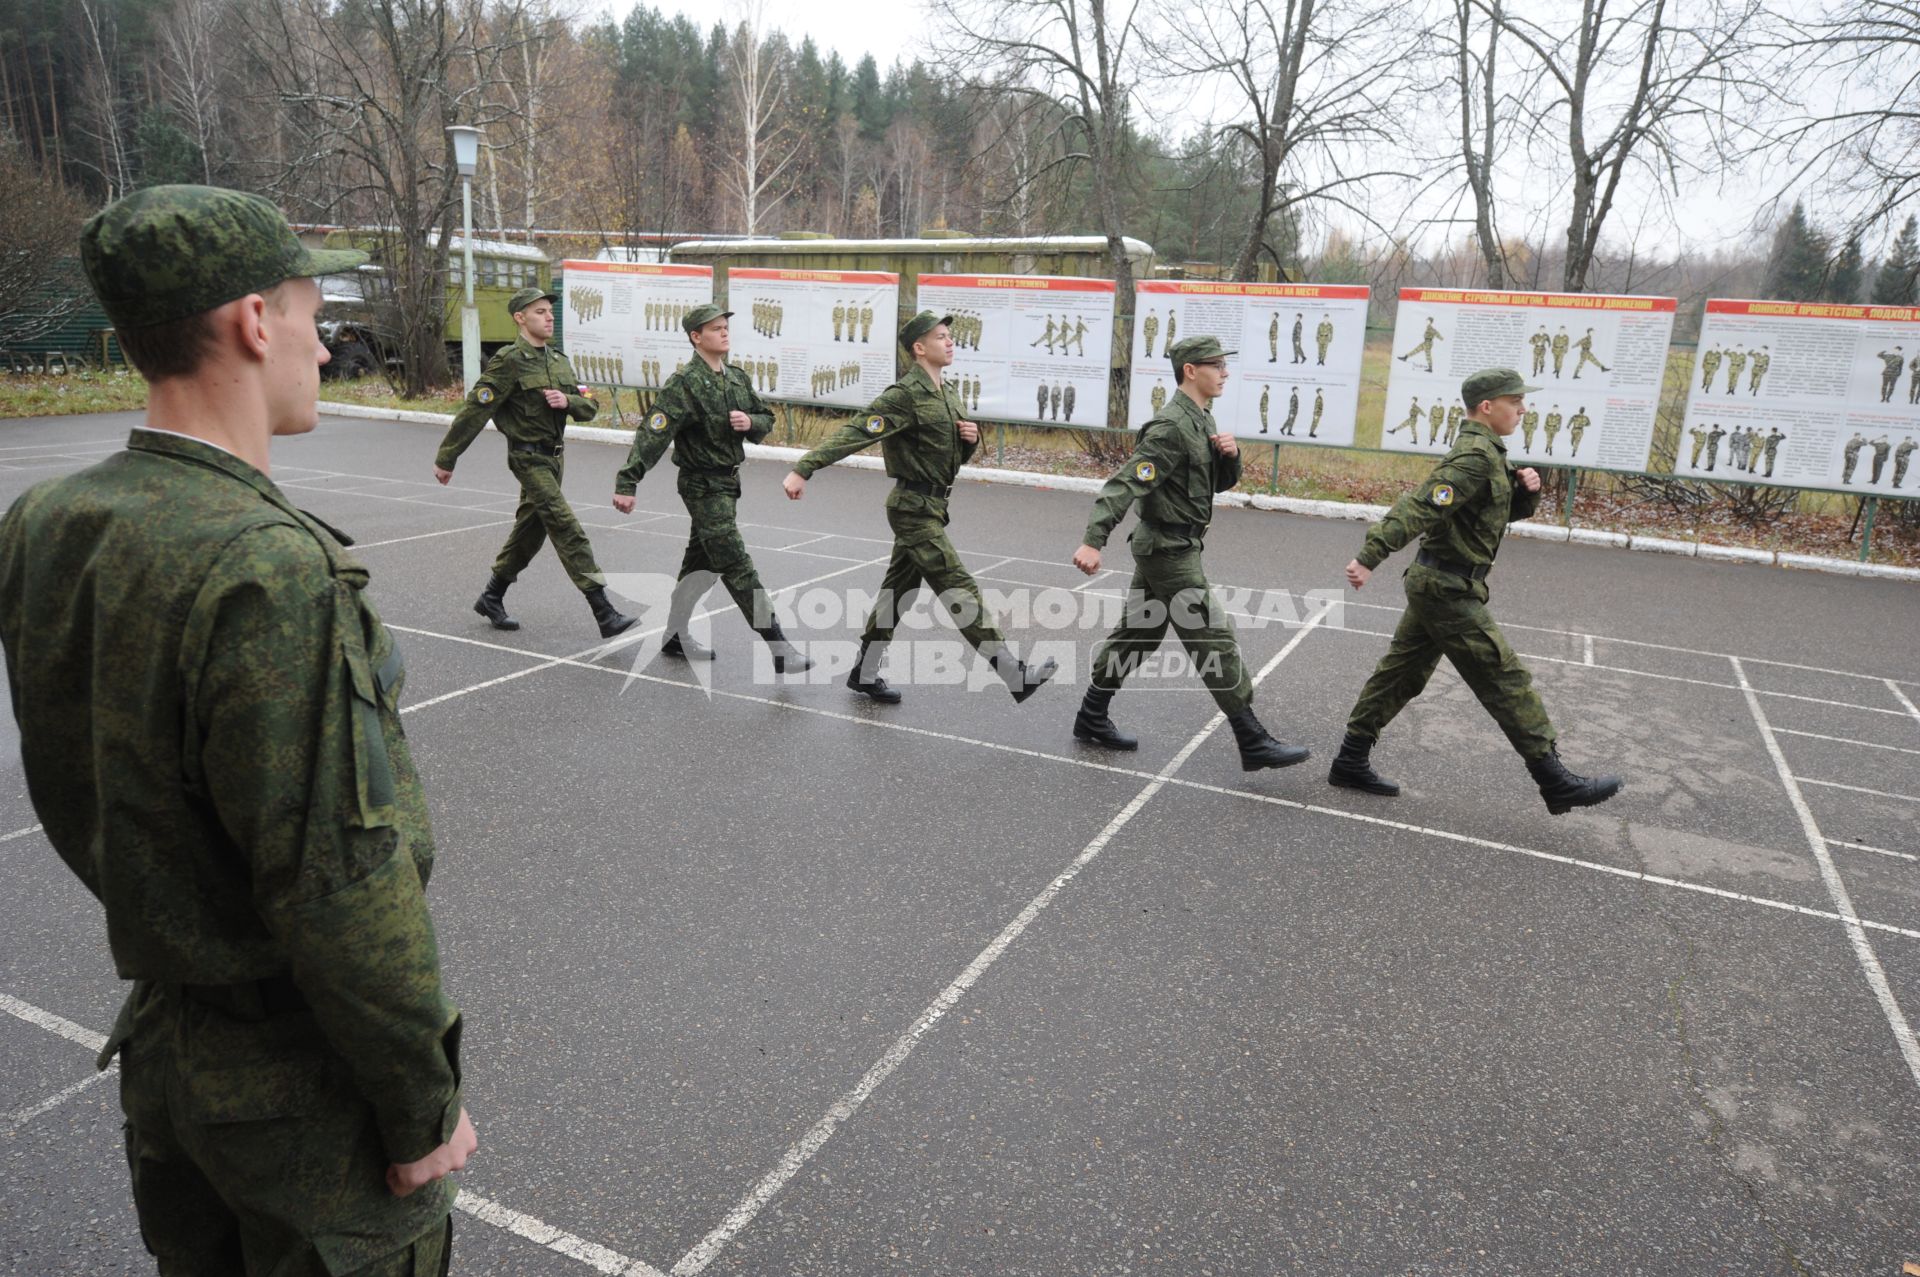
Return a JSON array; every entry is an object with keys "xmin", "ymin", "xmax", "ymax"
[
  {"xmin": 865, "ymin": 415, "xmax": 887, "ymax": 435},
  {"xmin": 647, "ymin": 411, "xmax": 668, "ymax": 432},
  {"xmin": 1430, "ymin": 484, "xmax": 1454, "ymax": 507},
  {"xmin": 1135, "ymin": 461, "xmax": 1156, "ymax": 482},
  {"xmin": 475, "ymin": 386, "xmax": 494, "ymax": 405}
]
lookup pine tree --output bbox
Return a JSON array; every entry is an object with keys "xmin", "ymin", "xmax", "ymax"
[
  {"xmin": 1825, "ymin": 232, "xmax": 1864, "ymax": 303},
  {"xmin": 1762, "ymin": 202, "xmax": 1831, "ymax": 301},
  {"xmin": 1870, "ymin": 215, "xmax": 1919, "ymax": 306}
]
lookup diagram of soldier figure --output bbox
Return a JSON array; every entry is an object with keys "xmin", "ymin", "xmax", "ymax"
[
  {"xmin": 1050, "ymin": 383, "xmax": 1063, "ymax": 420},
  {"xmin": 1687, "ymin": 425, "xmax": 1706, "ymax": 468},
  {"xmin": 1572, "ymin": 328, "xmax": 1610, "ymax": 378},
  {"xmin": 861, "ymin": 303, "xmax": 874, "ymax": 343},
  {"xmin": 1568, "ymin": 406, "xmax": 1590, "ymax": 457},
  {"xmin": 1426, "ymin": 401, "xmax": 1445, "ymax": 445},
  {"xmin": 1521, "ymin": 406, "xmax": 1540, "ymax": 452},
  {"xmin": 1877, "ymin": 346, "xmax": 1907, "ymax": 402},
  {"xmin": 1542, "ymin": 404, "xmax": 1563, "ymax": 455},
  {"xmin": 1704, "ymin": 423, "xmax": 1724, "ymax": 470},
  {"xmin": 1444, "ymin": 403, "xmax": 1464, "ymax": 446},
  {"xmin": 1870, "ymin": 434, "xmax": 1893, "ymax": 483},
  {"xmin": 1529, "ymin": 326, "xmax": 1550, "ymax": 376},
  {"xmin": 1388, "ymin": 397, "xmax": 1422, "ymax": 439},
  {"xmin": 1164, "ymin": 312, "xmax": 1177, "ymax": 350},
  {"xmin": 1550, "ymin": 326, "xmax": 1570, "ymax": 377},
  {"xmin": 1268, "ymin": 312, "xmax": 1279, "ymax": 362},
  {"xmin": 1747, "ymin": 344, "xmax": 1768, "ymax": 394},
  {"xmin": 1281, "ymin": 385, "xmax": 1301, "ymax": 436},
  {"xmin": 1762, "ymin": 428, "xmax": 1784, "ymax": 476},
  {"xmin": 832, "ymin": 301, "xmax": 846, "ymax": 342},
  {"xmin": 1699, "ymin": 345, "xmax": 1721, "ymax": 391},
  {"xmin": 1259, "ymin": 385, "xmax": 1271, "ymax": 433},
  {"xmin": 1723, "ymin": 346, "xmax": 1747, "ymax": 394},
  {"xmin": 1036, "ymin": 382, "xmax": 1049, "ymax": 419},
  {"xmin": 1291, "ymin": 312, "xmax": 1306, "ymax": 364},
  {"xmin": 1064, "ymin": 383, "xmax": 1077, "ymax": 421},
  {"xmin": 1729, "ymin": 425, "xmax": 1750, "ymax": 471},
  {"xmin": 1150, "ymin": 382, "xmax": 1168, "ymax": 412},
  {"xmin": 1315, "ymin": 315, "xmax": 1333, "ymax": 365},
  {"xmin": 1842, "ymin": 431, "xmax": 1867, "ymax": 483},
  {"xmin": 1397, "ymin": 317, "xmax": 1444, "ymax": 372},
  {"xmin": 1310, "ymin": 387, "xmax": 1325, "ymax": 437},
  {"xmin": 1032, "ymin": 315, "xmax": 1058, "ymax": 354},
  {"xmin": 1143, "ymin": 309, "xmax": 1159, "ymax": 358},
  {"xmin": 1072, "ymin": 315, "xmax": 1089, "ymax": 356},
  {"xmin": 1909, "ymin": 350, "xmax": 1920, "ymax": 403},
  {"xmin": 1894, "ymin": 435, "xmax": 1916, "ymax": 487}
]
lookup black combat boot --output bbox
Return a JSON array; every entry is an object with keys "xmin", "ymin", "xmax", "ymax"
[
  {"xmin": 1226, "ymin": 708, "xmax": 1311, "ymax": 772},
  {"xmin": 754, "ymin": 621, "xmax": 814, "ymax": 674},
  {"xmin": 584, "ymin": 586, "xmax": 636, "ymax": 638},
  {"xmin": 1072, "ymin": 685, "xmax": 1138, "ymax": 750},
  {"xmin": 661, "ymin": 633, "xmax": 714, "ymax": 660},
  {"xmin": 1327, "ymin": 731, "xmax": 1399, "ymax": 796},
  {"xmin": 660, "ymin": 576, "xmax": 714, "ymax": 659},
  {"xmin": 846, "ymin": 640, "xmax": 902, "ymax": 703},
  {"xmin": 993, "ymin": 652, "xmax": 1059, "ymax": 704},
  {"xmin": 473, "ymin": 573, "xmax": 519, "ymax": 631},
  {"xmin": 1524, "ymin": 747, "xmax": 1623, "ymax": 815}
]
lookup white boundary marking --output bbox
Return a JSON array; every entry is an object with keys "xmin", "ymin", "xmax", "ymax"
[
  {"xmin": 1795, "ymin": 777, "xmax": 1920, "ymax": 805},
  {"xmin": 455, "ymin": 1191, "xmax": 666, "ymax": 1277},
  {"xmin": 1775, "ymin": 728, "xmax": 1920, "ymax": 757},
  {"xmin": 1583, "ymin": 633, "xmax": 1595, "ymax": 666},
  {"xmin": 1828, "ymin": 838, "xmax": 1919, "ymax": 864},
  {"xmin": 353, "ymin": 520, "xmax": 516, "ymax": 550},
  {"xmin": 1731, "ymin": 656, "xmax": 1920, "ymax": 1090},
  {"xmin": 1, "ymin": 823, "xmax": 45, "ymax": 843},
  {"xmin": 666, "ymin": 605, "xmax": 1335, "ymax": 1276},
  {"xmin": 0, "ymin": 992, "xmax": 108, "ymax": 1053},
  {"xmin": 4, "ymin": 1066, "xmax": 116, "ymax": 1128},
  {"xmin": 1889, "ymin": 680, "xmax": 1920, "ymax": 729}
]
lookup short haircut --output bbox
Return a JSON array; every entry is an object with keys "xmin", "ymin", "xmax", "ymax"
[{"xmin": 115, "ymin": 283, "xmax": 291, "ymax": 382}]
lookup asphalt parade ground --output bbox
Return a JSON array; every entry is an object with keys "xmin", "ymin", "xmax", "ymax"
[{"xmin": 3, "ymin": 409, "xmax": 1918, "ymax": 1276}]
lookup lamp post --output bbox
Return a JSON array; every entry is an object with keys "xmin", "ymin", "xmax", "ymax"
[{"xmin": 446, "ymin": 124, "xmax": 482, "ymax": 390}]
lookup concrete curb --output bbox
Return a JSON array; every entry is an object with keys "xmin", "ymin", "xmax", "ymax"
[{"xmin": 318, "ymin": 400, "xmax": 1920, "ymax": 584}]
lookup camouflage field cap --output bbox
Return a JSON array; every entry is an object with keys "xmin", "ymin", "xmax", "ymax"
[
  {"xmin": 80, "ymin": 184, "xmax": 366, "ymax": 331},
  {"xmin": 507, "ymin": 286, "xmax": 560, "ymax": 315},
  {"xmin": 682, "ymin": 303, "xmax": 732, "ymax": 333},
  {"xmin": 1460, "ymin": 367, "xmax": 1540, "ymax": 406},
  {"xmin": 898, "ymin": 310, "xmax": 954, "ymax": 351},
  {"xmin": 1167, "ymin": 335, "xmax": 1236, "ymax": 369}
]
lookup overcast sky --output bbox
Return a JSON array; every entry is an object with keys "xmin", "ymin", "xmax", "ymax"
[{"xmin": 597, "ymin": 0, "xmax": 924, "ymax": 68}]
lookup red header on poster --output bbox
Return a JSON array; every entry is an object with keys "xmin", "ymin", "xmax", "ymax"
[
  {"xmin": 1706, "ymin": 298, "xmax": 1920, "ymax": 323},
  {"xmin": 919, "ymin": 274, "xmax": 1115, "ymax": 292},
  {"xmin": 730, "ymin": 267, "xmax": 898, "ymax": 285},
  {"xmin": 560, "ymin": 260, "xmax": 711, "ymax": 279},
  {"xmin": 1399, "ymin": 287, "xmax": 1677, "ymax": 313},
  {"xmin": 1140, "ymin": 280, "xmax": 1369, "ymax": 300}
]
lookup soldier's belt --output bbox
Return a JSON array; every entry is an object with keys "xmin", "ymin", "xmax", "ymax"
[
  {"xmin": 1143, "ymin": 518, "xmax": 1207, "ymax": 540},
  {"xmin": 176, "ymin": 973, "xmax": 309, "ymax": 1019},
  {"xmin": 677, "ymin": 464, "xmax": 740, "ymax": 479},
  {"xmin": 897, "ymin": 479, "xmax": 953, "ymax": 498},
  {"xmin": 1415, "ymin": 548, "xmax": 1492, "ymax": 581},
  {"xmin": 508, "ymin": 441, "xmax": 563, "ymax": 457}
]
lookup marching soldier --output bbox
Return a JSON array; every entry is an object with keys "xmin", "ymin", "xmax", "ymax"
[
  {"xmin": 1329, "ymin": 367, "xmax": 1622, "ymax": 814},
  {"xmin": 1071, "ymin": 335, "xmax": 1309, "ymax": 771},
  {"xmin": 1748, "ymin": 344, "xmax": 1770, "ymax": 394},
  {"xmin": 1549, "ymin": 326, "xmax": 1569, "ymax": 377},
  {"xmin": 1282, "ymin": 385, "xmax": 1300, "ymax": 436},
  {"xmin": 1391, "ymin": 398, "xmax": 1422, "ymax": 439},
  {"xmin": 1316, "ymin": 315, "xmax": 1333, "ymax": 365},
  {"xmin": 1877, "ymin": 347, "xmax": 1906, "ymax": 402},
  {"xmin": 1269, "ymin": 311, "xmax": 1280, "ymax": 362},
  {"xmin": 1072, "ymin": 315, "xmax": 1089, "ymax": 356},
  {"xmin": 436, "ymin": 286, "xmax": 635, "ymax": 638},
  {"xmin": 784, "ymin": 312, "xmax": 1058, "ymax": 704},
  {"xmin": 613, "ymin": 304, "xmax": 810, "ymax": 672},
  {"xmin": 1398, "ymin": 317, "xmax": 1444, "ymax": 372},
  {"xmin": 1568, "ymin": 406, "xmax": 1590, "ymax": 457},
  {"xmin": 1311, "ymin": 387, "xmax": 1325, "ymax": 437},
  {"xmin": 1571, "ymin": 328, "xmax": 1609, "ymax": 378},
  {"xmin": 1291, "ymin": 312, "xmax": 1306, "ymax": 364},
  {"xmin": 0, "ymin": 184, "xmax": 473, "ymax": 1275},
  {"xmin": 1034, "ymin": 314, "xmax": 1058, "ymax": 354}
]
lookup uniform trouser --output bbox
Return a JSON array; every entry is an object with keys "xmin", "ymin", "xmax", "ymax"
[
  {"xmin": 492, "ymin": 451, "xmax": 607, "ymax": 592},
  {"xmin": 674, "ymin": 476, "xmax": 776, "ymax": 631},
  {"xmin": 1344, "ymin": 565, "xmax": 1556, "ymax": 760},
  {"xmin": 859, "ymin": 498, "xmax": 1007, "ymax": 654},
  {"xmin": 117, "ymin": 984, "xmax": 454, "ymax": 1276},
  {"xmin": 1089, "ymin": 548, "xmax": 1253, "ymax": 714}
]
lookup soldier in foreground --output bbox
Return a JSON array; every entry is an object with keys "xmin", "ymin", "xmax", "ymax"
[
  {"xmin": 785, "ymin": 312, "xmax": 1058, "ymax": 704},
  {"xmin": 1070, "ymin": 336, "xmax": 1310, "ymax": 771},
  {"xmin": 613, "ymin": 304, "xmax": 811, "ymax": 672},
  {"xmin": 1328, "ymin": 368, "xmax": 1623, "ymax": 815},
  {"xmin": 435, "ymin": 286, "xmax": 635, "ymax": 638},
  {"xmin": 0, "ymin": 185, "xmax": 473, "ymax": 1274}
]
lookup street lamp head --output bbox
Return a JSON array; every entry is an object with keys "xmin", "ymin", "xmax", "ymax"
[{"xmin": 446, "ymin": 124, "xmax": 480, "ymax": 177}]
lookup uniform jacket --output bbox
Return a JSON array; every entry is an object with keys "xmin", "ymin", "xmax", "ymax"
[
  {"xmin": 436, "ymin": 335, "xmax": 597, "ymax": 469},
  {"xmin": 1358, "ymin": 420, "xmax": 1540, "ymax": 570},
  {"xmin": 1084, "ymin": 390, "xmax": 1241, "ymax": 555},
  {"xmin": 616, "ymin": 357, "xmax": 773, "ymax": 494}
]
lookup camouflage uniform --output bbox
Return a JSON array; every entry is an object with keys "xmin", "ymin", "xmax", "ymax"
[
  {"xmin": 436, "ymin": 323, "xmax": 608, "ymax": 594},
  {"xmin": 1343, "ymin": 396, "xmax": 1554, "ymax": 760},
  {"xmin": 616, "ymin": 306, "xmax": 781, "ymax": 644},
  {"xmin": 1316, "ymin": 317, "xmax": 1334, "ymax": 365},
  {"xmin": 0, "ymin": 185, "xmax": 461, "ymax": 1275}
]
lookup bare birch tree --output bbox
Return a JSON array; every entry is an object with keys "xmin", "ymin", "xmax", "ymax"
[{"xmin": 718, "ymin": 2, "xmax": 801, "ymax": 234}]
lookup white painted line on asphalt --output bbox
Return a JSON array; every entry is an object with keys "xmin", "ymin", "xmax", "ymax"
[
  {"xmin": 1731, "ymin": 656, "xmax": 1920, "ymax": 1090},
  {"xmin": 1072, "ymin": 567, "xmax": 1120, "ymax": 594},
  {"xmin": 1890, "ymin": 680, "xmax": 1920, "ymax": 731},
  {"xmin": 455, "ymin": 1191, "xmax": 666, "ymax": 1277},
  {"xmin": 0, "ymin": 992, "xmax": 108, "ymax": 1053},
  {"xmin": 1775, "ymin": 728, "xmax": 1920, "ymax": 757},
  {"xmin": 385, "ymin": 619, "xmax": 1920, "ymax": 946},
  {"xmin": 353, "ymin": 520, "xmax": 517, "ymax": 550},
  {"xmin": 399, "ymin": 558, "xmax": 887, "ymax": 716},
  {"xmin": 667, "ymin": 602, "xmax": 1322, "ymax": 1276},
  {"xmin": 1583, "ymin": 634, "xmax": 1595, "ymax": 666},
  {"xmin": 4, "ymin": 1065, "xmax": 116, "ymax": 1128},
  {"xmin": 1828, "ymin": 837, "xmax": 1919, "ymax": 864},
  {"xmin": 1, "ymin": 823, "xmax": 44, "ymax": 843},
  {"xmin": 1795, "ymin": 777, "xmax": 1920, "ymax": 805}
]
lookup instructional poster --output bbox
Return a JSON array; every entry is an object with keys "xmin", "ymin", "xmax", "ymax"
[
  {"xmin": 916, "ymin": 274, "xmax": 1115, "ymax": 426},
  {"xmin": 1381, "ymin": 287, "xmax": 1678, "ymax": 471},
  {"xmin": 559, "ymin": 259, "xmax": 714, "ymax": 388},
  {"xmin": 725, "ymin": 267, "xmax": 901, "ymax": 409},
  {"xmin": 1125, "ymin": 281, "xmax": 1371, "ymax": 445},
  {"xmin": 1676, "ymin": 299, "xmax": 1920, "ymax": 494}
]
